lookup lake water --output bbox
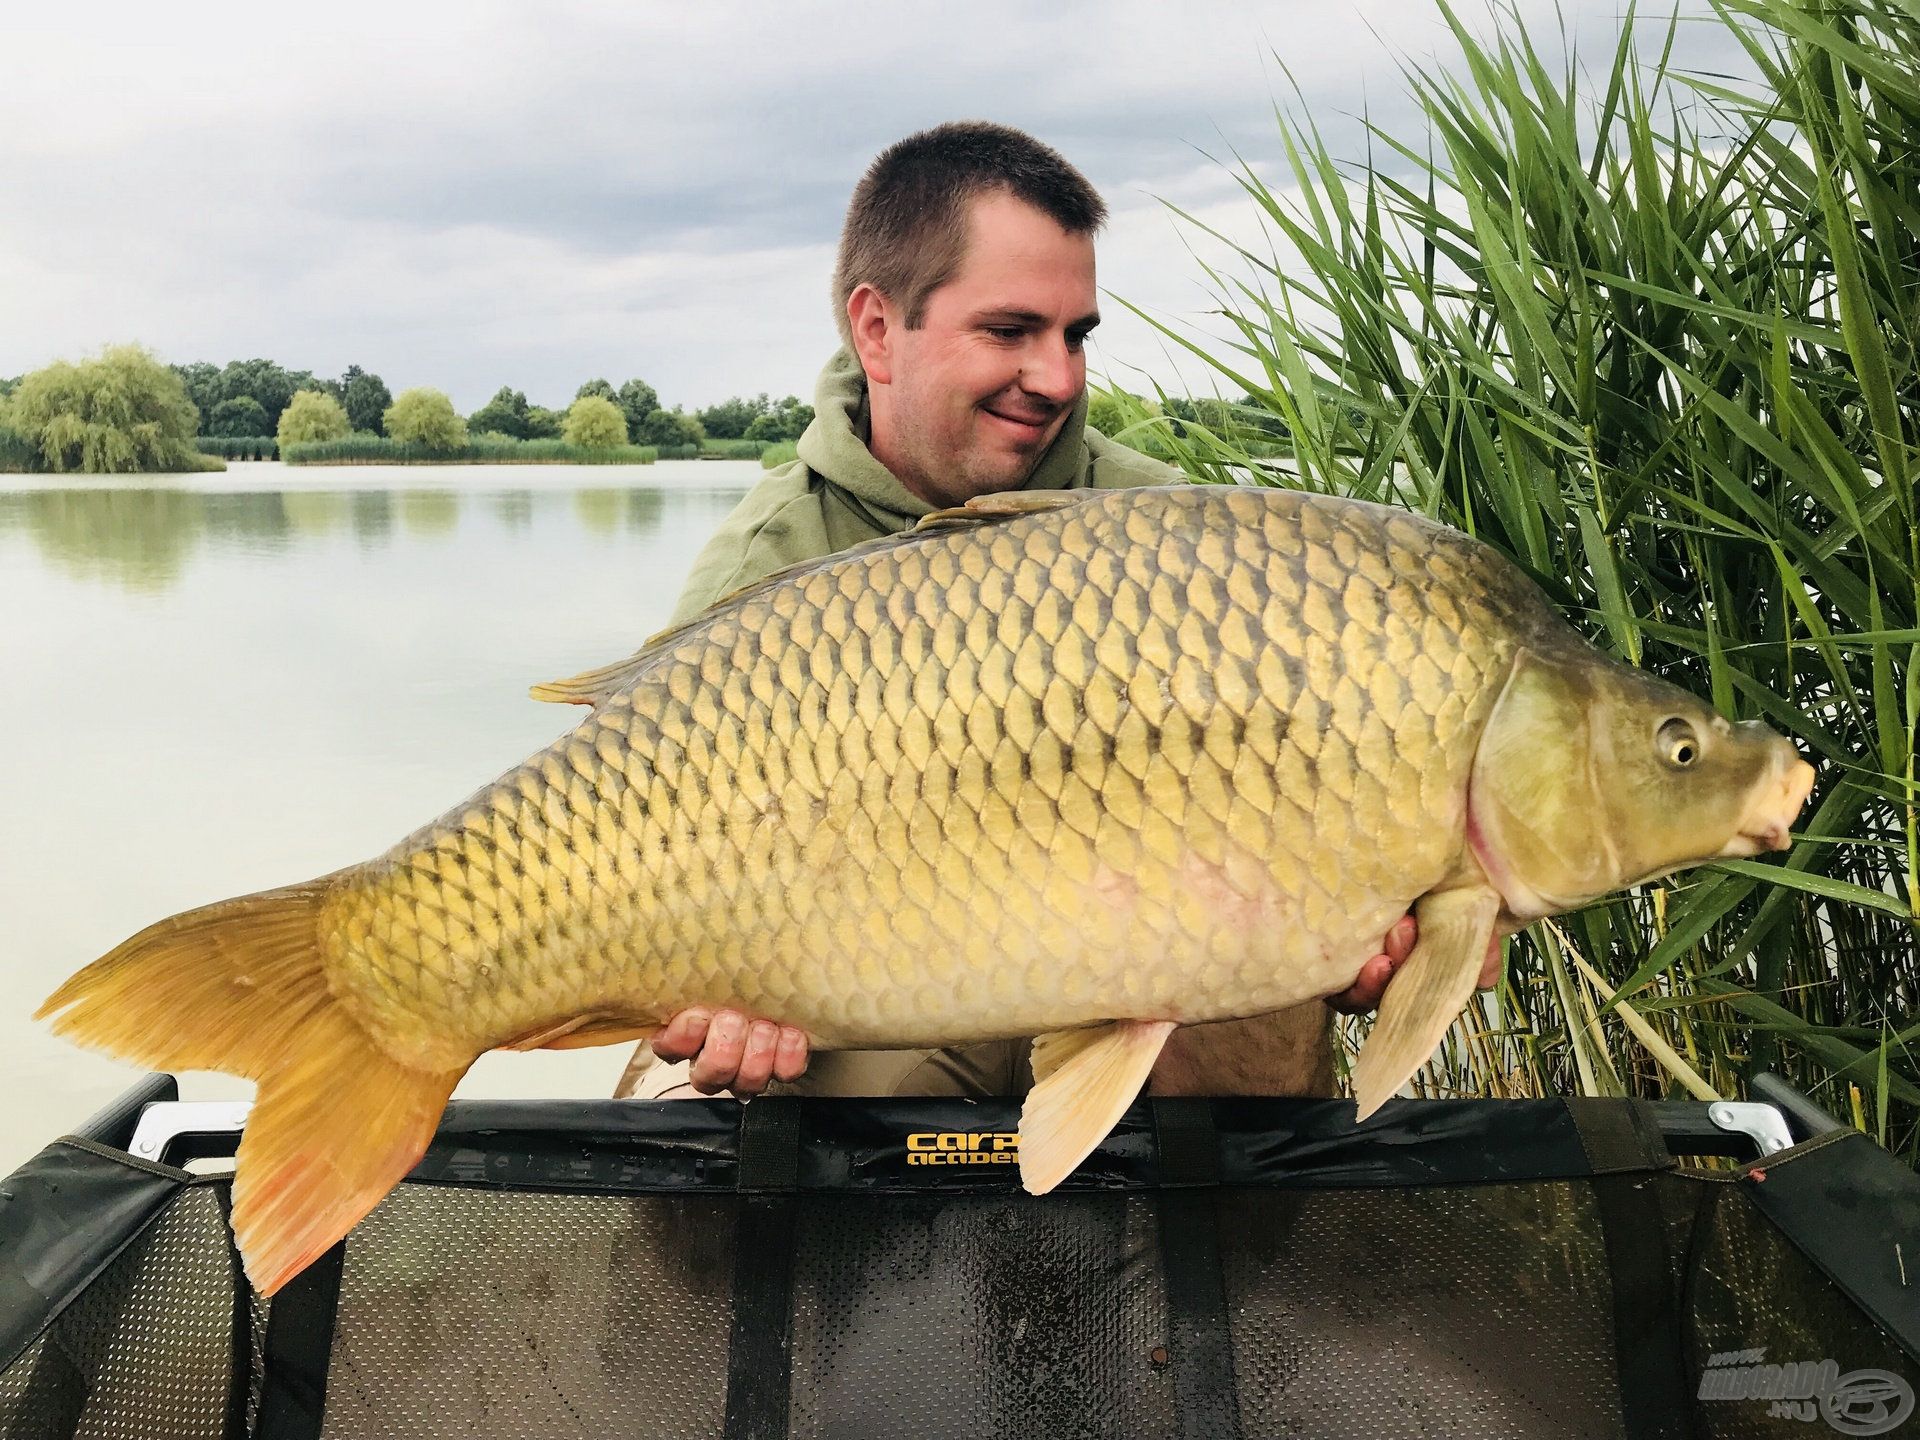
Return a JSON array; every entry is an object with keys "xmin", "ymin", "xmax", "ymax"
[{"xmin": 0, "ymin": 459, "xmax": 760, "ymax": 1172}]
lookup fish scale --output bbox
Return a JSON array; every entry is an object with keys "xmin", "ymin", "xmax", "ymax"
[
  {"xmin": 41, "ymin": 482, "xmax": 1815, "ymax": 1293},
  {"xmin": 318, "ymin": 486, "xmax": 1526, "ymax": 1071}
]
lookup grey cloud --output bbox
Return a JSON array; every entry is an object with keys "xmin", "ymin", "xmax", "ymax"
[{"xmin": 0, "ymin": 0, "xmax": 1751, "ymax": 409}]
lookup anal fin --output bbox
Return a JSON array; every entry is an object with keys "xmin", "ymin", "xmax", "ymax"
[
  {"xmin": 1019, "ymin": 1020, "xmax": 1176, "ymax": 1195},
  {"xmin": 1349, "ymin": 887, "xmax": 1501, "ymax": 1121}
]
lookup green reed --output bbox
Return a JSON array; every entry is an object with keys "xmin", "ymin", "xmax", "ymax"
[
  {"xmin": 1108, "ymin": 0, "xmax": 1920, "ymax": 1154},
  {"xmin": 196, "ymin": 436, "xmax": 279, "ymax": 461}
]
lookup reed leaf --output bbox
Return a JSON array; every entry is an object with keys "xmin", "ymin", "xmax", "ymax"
[{"xmin": 1127, "ymin": 0, "xmax": 1920, "ymax": 1156}]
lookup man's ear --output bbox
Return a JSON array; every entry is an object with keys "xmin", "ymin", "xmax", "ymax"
[{"xmin": 846, "ymin": 284, "xmax": 896, "ymax": 386}]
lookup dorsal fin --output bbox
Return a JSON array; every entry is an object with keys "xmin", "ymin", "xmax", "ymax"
[
  {"xmin": 527, "ymin": 548, "xmax": 858, "ymax": 707},
  {"xmin": 529, "ymin": 651, "xmax": 661, "ymax": 706},
  {"xmin": 914, "ymin": 489, "xmax": 1097, "ymax": 533},
  {"xmin": 529, "ymin": 552, "xmax": 829, "ymax": 710},
  {"xmin": 532, "ymin": 488, "xmax": 1105, "ymax": 708}
]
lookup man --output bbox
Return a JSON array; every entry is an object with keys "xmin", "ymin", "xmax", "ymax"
[{"xmin": 624, "ymin": 121, "xmax": 1480, "ymax": 1103}]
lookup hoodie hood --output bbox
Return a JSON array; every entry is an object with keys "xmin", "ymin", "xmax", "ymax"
[{"xmin": 795, "ymin": 348, "xmax": 1094, "ymax": 528}]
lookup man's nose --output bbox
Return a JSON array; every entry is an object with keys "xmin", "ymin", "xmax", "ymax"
[{"xmin": 1019, "ymin": 334, "xmax": 1081, "ymax": 405}]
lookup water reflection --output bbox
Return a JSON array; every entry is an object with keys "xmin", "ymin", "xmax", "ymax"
[
  {"xmin": 491, "ymin": 493, "xmax": 533, "ymax": 530},
  {"xmin": 213, "ymin": 493, "xmax": 295, "ymax": 554},
  {"xmin": 284, "ymin": 491, "xmax": 351, "ymax": 536},
  {"xmin": 14, "ymin": 489, "xmax": 208, "ymax": 592},
  {"xmin": 0, "ymin": 474, "xmax": 744, "ymax": 592},
  {"xmin": 350, "ymin": 491, "xmax": 393, "ymax": 545},
  {"xmin": 400, "ymin": 491, "xmax": 459, "ymax": 536},
  {"xmin": 574, "ymin": 488, "xmax": 666, "ymax": 536},
  {"xmin": 0, "ymin": 463, "xmax": 758, "ymax": 1169}
]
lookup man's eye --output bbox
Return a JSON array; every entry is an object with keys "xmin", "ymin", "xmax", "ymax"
[
  {"xmin": 1067, "ymin": 332, "xmax": 1089, "ymax": 351},
  {"xmin": 986, "ymin": 326, "xmax": 1023, "ymax": 340}
]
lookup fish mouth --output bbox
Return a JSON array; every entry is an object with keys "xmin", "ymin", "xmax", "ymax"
[{"xmin": 1718, "ymin": 752, "xmax": 1816, "ymax": 857}]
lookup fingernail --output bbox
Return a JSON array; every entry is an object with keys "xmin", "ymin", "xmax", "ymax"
[{"xmin": 714, "ymin": 1014, "xmax": 743, "ymax": 1044}]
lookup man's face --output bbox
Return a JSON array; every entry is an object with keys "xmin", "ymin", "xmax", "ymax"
[{"xmin": 863, "ymin": 190, "xmax": 1099, "ymax": 506}]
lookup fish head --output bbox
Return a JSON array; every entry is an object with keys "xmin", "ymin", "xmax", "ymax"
[{"xmin": 1467, "ymin": 648, "xmax": 1814, "ymax": 919}]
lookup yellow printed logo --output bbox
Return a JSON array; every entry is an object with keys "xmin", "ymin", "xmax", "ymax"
[{"xmin": 905, "ymin": 1131, "xmax": 1019, "ymax": 1166}]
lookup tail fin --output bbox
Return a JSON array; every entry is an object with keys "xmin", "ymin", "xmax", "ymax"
[{"xmin": 36, "ymin": 883, "xmax": 467, "ymax": 1294}]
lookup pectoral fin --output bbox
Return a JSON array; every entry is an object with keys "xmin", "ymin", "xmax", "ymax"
[
  {"xmin": 1349, "ymin": 888, "xmax": 1501, "ymax": 1121},
  {"xmin": 1019, "ymin": 1020, "xmax": 1176, "ymax": 1195}
]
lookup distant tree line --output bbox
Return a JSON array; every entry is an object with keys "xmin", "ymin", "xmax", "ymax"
[
  {"xmin": 1, "ymin": 344, "xmax": 1266, "ymax": 477},
  {"xmin": 171, "ymin": 359, "xmax": 394, "ymax": 439},
  {"xmin": 468, "ymin": 380, "xmax": 814, "ymax": 449},
  {"xmin": 163, "ymin": 357, "xmax": 817, "ymax": 451}
]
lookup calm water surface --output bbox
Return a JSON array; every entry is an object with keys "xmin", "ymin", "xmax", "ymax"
[{"xmin": 0, "ymin": 460, "xmax": 759, "ymax": 1170}]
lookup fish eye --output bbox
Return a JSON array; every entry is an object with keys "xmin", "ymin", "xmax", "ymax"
[{"xmin": 1657, "ymin": 717, "xmax": 1701, "ymax": 768}]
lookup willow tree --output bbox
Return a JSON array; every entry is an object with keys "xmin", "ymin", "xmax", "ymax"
[
  {"xmin": 383, "ymin": 389, "xmax": 467, "ymax": 450},
  {"xmin": 7, "ymin": 345, "xmax": 208, "ymax": 473},
  {"xmin": 277, "ymin": 390, "xmax": 351, "ymax": 447},
  {"xmin": 563, "ymin": 394, "xmax": 628, "ymax": 449}
]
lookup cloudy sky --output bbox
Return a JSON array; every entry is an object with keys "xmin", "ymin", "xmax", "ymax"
[{"xmin": 1, "ymin": 0, "xmax": 1742, "ymax": 414}]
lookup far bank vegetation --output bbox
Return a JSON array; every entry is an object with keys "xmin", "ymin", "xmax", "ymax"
[{"xmin": 0, "ymin": 351, "xmax": 822, "ymax": 472}]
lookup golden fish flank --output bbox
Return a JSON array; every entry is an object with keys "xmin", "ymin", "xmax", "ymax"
[
  {"xmin": 328, "ymin": 486, "xmax": 1508, "ymax": 1062},
  {"xmin": 37, "ymin": 484, "xmax": 1813, "ymax": 1294}
]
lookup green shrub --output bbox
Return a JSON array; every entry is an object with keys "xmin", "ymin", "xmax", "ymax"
[
  {"xmin": 701, "ymin": 438, "xmax": 765, "ymax": 459},
  {"xmin": 563, "ymin": 394, "xmax": 629, "ymax": 448},
  {"xmin": 637, "ymin": 407, "xmax": 705, "ymax": 448},
  {"xmin": 277, "ymin": 390, "xmax": 351, "ymax": 447},
  {"xmin": 742, "ymin": 395, "xmax": 813, "ymax": 443},
  {"xmin": 283, "ymin": 435, "xmax": 657, "ymax": 465},
  {"xmin": 468, "ymin": 387, "xmax": 531, "ymax": 439},
  {"xmin": 759, "ymin": 440, "xmax": 799, "ymax": 470},
  {"xmin": 8, "ymin": 344, "xmax": 207, "ymax": 472},
  {"xmin": 383, "ymin": 388, "xmax": 467, "ymax": 450},
  {"xmin": 205, "ymin": 396, "xmax": 269, "ymax": 439}
]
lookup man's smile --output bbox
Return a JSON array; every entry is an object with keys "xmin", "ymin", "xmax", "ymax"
[{"xmin": 981, "ymin": 403, "xmax": 1057, "ymax": 441}]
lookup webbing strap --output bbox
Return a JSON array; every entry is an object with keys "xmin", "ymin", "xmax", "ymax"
[
  {"xmin": 723, "ymin": 1101, "xmax": 801, "ymax": 1440},
  {"xmin": 1569, "ymin": 1100, "xmax": 1696, "ymax": 1440},
  {"xmin": 214, "ymin": 1187, "xmax": 255, "ymax": 1440},
  {"xmin": 735, "ymin": 1097, "xmax": 803, "ymax": 1192},
  {"xmin": 1152, "ymin": 1098, "xmax": 1243, "ymax": 1440},
  {"xmin": 253, "ymin": 1239, "xmax": 344, "ymax": 1440}
]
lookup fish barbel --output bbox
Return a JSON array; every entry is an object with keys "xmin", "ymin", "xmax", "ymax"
[{"xmin": 39, "ymin": 485, "xmax": 1813, "ymax": 1292}]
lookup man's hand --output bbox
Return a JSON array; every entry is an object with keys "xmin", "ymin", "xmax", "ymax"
[
  {"xmin": 649, "ymin": 1008, "xmax": 811, "ymax": 1096},
  {"xmin": 1324, "ymin": 915, "xmax": 1502, "ymax": 1015}
]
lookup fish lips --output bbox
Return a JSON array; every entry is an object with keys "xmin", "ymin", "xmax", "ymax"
[{"xmin": 1715, "ymin": 755, "xmax": 1816, "ymax": 859}]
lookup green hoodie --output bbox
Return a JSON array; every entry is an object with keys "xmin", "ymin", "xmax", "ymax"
[
  {"xmin": 670, "ymin": 348, "xmax": 1179, "ymax": 622},
  {"xmin": 658, "ymin": 351, "xmax": 1204, "ymax": 1100}
]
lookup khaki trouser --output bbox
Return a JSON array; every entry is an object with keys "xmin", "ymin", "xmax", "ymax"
[{"xmin": 629, "ymin": 1007, "xmax": 1335, "ymax": 1101}]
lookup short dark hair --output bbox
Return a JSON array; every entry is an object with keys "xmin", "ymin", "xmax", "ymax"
[{"xmin": 833, "ymin": 121, "xmax": 1107, "ymax": 349}]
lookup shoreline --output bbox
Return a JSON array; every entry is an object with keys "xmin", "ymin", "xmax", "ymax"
[{"xmin": 0, "ymin": 457, "xmax": 765, "ymax": 494}]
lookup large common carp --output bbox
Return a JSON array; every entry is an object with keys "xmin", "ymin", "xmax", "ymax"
[{"xmin": 40, "ymin": 485, "xmax": 1813, "ymax": 1293}]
